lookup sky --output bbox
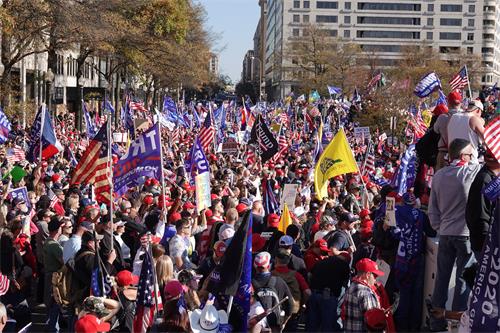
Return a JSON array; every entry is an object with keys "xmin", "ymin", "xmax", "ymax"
[{"xmin": 197, "ymin": 0, "xmax": 260, "ymax": 84}]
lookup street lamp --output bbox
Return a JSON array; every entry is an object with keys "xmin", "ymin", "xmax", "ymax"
[
  {"xmin": 251, "ymin": 56, "xmax": 264, "ymax": 101},
  {"xmin": 45, "ymin": 68, "xmax": 55, "ymax": 117},
  {"xmin": 78, "ymin": 76, "xmax": 86, "ymax": 132}
]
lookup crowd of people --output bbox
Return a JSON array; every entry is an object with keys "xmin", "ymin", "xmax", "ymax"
[{"xmin": 0, "ymin": 86, "xmax": 498, "ymax": 333}]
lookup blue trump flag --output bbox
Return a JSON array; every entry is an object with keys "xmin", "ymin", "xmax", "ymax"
[
  {"xmin": 185, "ymin": 137, "xmax": 210, "ymax": 183},
  {"xmin": 0, "ymin": 107, "xmax": 11, "ymax": 144},
  {"xmin": 414, "ymin": 72, "xmax": 441, "ymax": 98},
  {"xmin": 263, "ymin": 178, "xmax": 279, "ymax": 215},
  {"xmin": 113, "ymin": 123, "xmax": 162, "ymax": 192},
  {"xmin": 391, "ymin": 144, "xmax": 417, "ymax": 196},
  {"xmin": 468, "ymin": 204, "xmax": 500, "ymax": 331},
  {"xmin": 327, "ymin": 85, "xmax": 342, "ymax": 95},
  {"xmin": 83, "ymin": 101, "xmax": 97, "ymax": 138}
]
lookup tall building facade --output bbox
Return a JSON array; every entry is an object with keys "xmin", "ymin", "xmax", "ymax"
[
  {"xmin": 260, "ymin": 0, "xmax": 500, "ymax": 100},
  {"xmin": 209, "ymin": 53, "xmax": 220, "ymax": 77}
]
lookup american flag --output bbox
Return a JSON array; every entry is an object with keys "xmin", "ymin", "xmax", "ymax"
[
  {"xmin": 48, "ymin": 188, "xmax": 65, "ymax": 216},
  {"xmin": 130, "ymin": 101, "xmax": 148, "ymax": 115},
  {"xmin": 280, "ymin": 112, "xmax": 289, "ymax": 127},
  {"xmin": 171, "ymin": 127, "xmax": 180, "ymax": 144},
  {"xmin": 449, "ymin": 66, "xmax": 469, "ymax": 91},
  {"xmin": 362, "ymin": 151, "xmax": 376, "ymax": 176},
  {"xmin": 246, "ymin": 148, "xmax": 256, "ymax": 165},
  {"xmin": 6, "ymin": 147, "xmax": 25, "ymax": 164},
  {"xmin": 273, "ymin": 126, "xmax": 288, "ymax": 162},
  {"xmin": 484, "ymin": 115, "xmax": 500, "ymax": 162},
  {"xmin": 133, "ymin": 250, "xmax": 156, "ymax": 333},
  {"xmin": 0, "ymin": 272, "xmax": 9, "ymax": 296},
  {"xmin": 199, "ymin": 109, "xmax": 215, "ymax": 152},
  {"xmin": 70, "ymin": 122, "xmax": 111, "ymax": 205}
]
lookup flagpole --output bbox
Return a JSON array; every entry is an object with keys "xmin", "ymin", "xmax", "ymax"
[
  {"xmin": 465, "ymin": 65, "xmax": 473, "ymax": 99},
  {"xmin": 39, "ymin": 104, "xmax": 46, "ymax": 164},
  {"xmin": 157, "ymin": 121, "xmax": 168, "ymax": 223},
  {"xmin": 107, "ymin": 108, "xmax": 114, "ymax": 246}
]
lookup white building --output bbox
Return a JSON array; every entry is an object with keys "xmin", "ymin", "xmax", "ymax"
[
  {"xmin": 260, "ymin": 0, "xmax": 500, "ymax": 100},
  {"xmin": 209, "ymin": 53, "xmax": 220, "ymax": 77}
]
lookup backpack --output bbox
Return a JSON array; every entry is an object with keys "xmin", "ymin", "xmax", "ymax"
[
  {"xmin": 416, "ymin": 128, "xmax": 440, "ymax": 167},
  {"xmin": 253, "ymin": 276, "xmax": 285, "ymax": 327},
  {"xmin": 52, "ymin": 251, "xmax": 93, "ymax": 306},
  {"xmin": 272, "ymin": 270, "xmax": 301, "ymax": 314}
]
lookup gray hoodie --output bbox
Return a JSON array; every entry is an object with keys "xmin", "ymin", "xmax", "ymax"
[{"xmin": 429, "ymin": 162, "xmax": 482, "ymax": 236}]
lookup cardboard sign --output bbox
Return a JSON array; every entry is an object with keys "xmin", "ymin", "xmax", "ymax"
[
  {"xmin": 384, "ymin": 197, "xmax": 396, "ymax": 227},
  {"xmin": 354, "ymin": 126, "xmax": 370, "ymax": 139},
  {"xmin": 482, "ymin": 177, "xmax": 500, "ymax": 201},
  {"xmin": 221, "ymin": 137, "xmax": 239, "ymax": 154},
  {"xmin": 113, "ymin": 132, "xmax": 128, "ymax": 143},
  {"xmin": 195, "ymin": 172, "xmax": 211, "ymax": 213},
  {"xmin": 280, "ymin": 184, "xmax": 298, "ymax": 210}
]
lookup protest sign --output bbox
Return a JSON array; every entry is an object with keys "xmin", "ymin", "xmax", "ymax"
[
  {"xmin": 195, "ymin": 172, "xmax": 211, "ymax": 212},
  {"xmin": 221, "ymin": 137, "xmax": 239, "ymax": 154},
  {"xmin": 280, "ymin": 184, "xmax": 298, "ymax": 211},
  {"xmin": 113, "ymin": 132, "xmax": 128, "ymax": 143},
  {"xmin": 384, "ymin": 197, "xmax": 396, "ymax": 227},
  {"xmin": 8, "ymin": 187, "xmax": 30, "ymax": 209},
  {"xmin": 354, "ymin": 126, "xmax": 370, "ymax": 139}
]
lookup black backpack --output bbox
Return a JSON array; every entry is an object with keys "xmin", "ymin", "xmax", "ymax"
[
  {"xmin": 416, "ymin": 129, "xmax": 440, "ymax": 167},
  {"xmin": 253, "ymin": 276, "xmax": 285, "ymax": 327}
]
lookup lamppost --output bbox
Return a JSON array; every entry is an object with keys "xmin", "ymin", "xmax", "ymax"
[
  {"xmin": 251, "ymin": 56, "xmax": 263, "ymax": 101},
  {"xmin": 78, "ymin": 76, "xmax": 86, "ymax": 132},
  {"xmin": 102, "ymin": 80, "xmax": 109, "ymax": 122},
  {"xmin": 45, "ymin": 68, "xmax": 55, "ymax": 117}
]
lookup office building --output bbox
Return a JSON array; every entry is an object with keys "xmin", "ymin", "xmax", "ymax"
[{"xmin": 209, "ymin": 53, "xmax": 220, "ymax": 77}]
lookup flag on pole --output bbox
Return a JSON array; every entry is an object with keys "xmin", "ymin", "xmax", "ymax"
[
  {"xmin": 199, "ymin": 109, "xmax": 215, "ymax": 152},
  {"xmin": 327, "ymin": 85, "xmax": 342, "ymax": 95},
  {"xmin": 414, "ymin": 72, "xmax": 442, "ymax": 98},
  {"xmin": 0, "ymin": 107, "xmax": 11, "ymax": 143},
  {"xmin": 314, "ymin": 128, "xmax": 358, "ymax": 199},
  {"xmin": 70, "ymin": 122, "xmax": 111, "ymax": 205},
  {"xmin": 249, "ymin": 114, "xmax": 279, "ymax": 163},
  {"xmin": 133, "ymin": 249, "xmax": 156, "ymax": 333},
  {"xmin": 391, "ymin": 144, "xmax": 417, "ymax": 196},
  {"xmin": 362, "ymin": 151, "xmax": 376, "ymax": 176},
  {"xmin": 484, "ymin": 115, "xmax": 500, "ymax": 162},
  {"xmin": 27, "ymin": 105, "xmax": 63, "ymax": 162},
  {"xmin": 263, "ymin": 179, "xmax": 279, "ymax": 215},
  {"xmin": 0, "ymin": 273, "xmax": 10, "ymax": 296},
  {"xmin": 6, "ymin": 147, "xmax": 25, "ymax": 164},
  {"xmin": 83, "ymin": 101, "xmax": 97, "ymax": 138},
  {"xmin": 278, "ymin": 203, "xmax": 292, "ymax": 233},
  {"xmin": 449, "ymin": 66, "xmax": 469, "ymax": 91}
]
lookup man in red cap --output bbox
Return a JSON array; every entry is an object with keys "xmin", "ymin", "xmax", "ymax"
[
  {"xmin": 433, "ymin": 90, "xmax": 463, "ymax": 171},
  {"xmin": 261, "ymin": 213, "xmax": 284, "ymax": 257},
  {"xmin": 343, "ymin": 258, "xmax": 385, "ymax": 332}
]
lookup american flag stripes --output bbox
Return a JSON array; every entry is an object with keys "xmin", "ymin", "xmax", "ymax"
[
  {"xmin": 449, "ymin": 66, "xmax": 469, "ymax": 91},
  {"xmin": 362, "ymin": 151, "xmax": 376, "ymax": 176},
  {"xmin": 246, "ymin": 148, "xmax": 256, "ymax": 165},
  {"xmin": 0, "ymin": 273, "xmax": 9, "ymax": 296},
  {"xmin": 130, "ymin": 101, "xmax": 148, "ymax": 115},
  {"xmin": 48, "ymin": 188, "xmax": 65, "ymax": 216},
  {"xmin": 484, "ymin": 115, "xmax": 500, "ymax": 162},
  {"xmin": 0, "ymin": 107, "xmax": 11, "ymax": 144},
  {"xmin": 199, "ymin": 109, "xmax": 215, "ymax": 152},
  {"xmin": 70, "ymin": 122, "xmax": 111, "ymax": 205},
  {"xmin": 133, "ymin": 249, "xmax": 156, "ymax": 333},
  {"xmin": 6, "ymin": 147, "xmax": 25, "ymax": 164}
]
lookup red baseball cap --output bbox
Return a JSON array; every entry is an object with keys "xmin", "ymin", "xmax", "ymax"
[
  {"xmin": 182, "ymin": 201, "xmax": 195, "ymax": 210},
  {"xmin": 447, "ymin": 90, "xmax": 462, "ymax": 105},
  {"xmin": 252, "ymin": 233, "xmax": 267, "ymax": 253},
  {"xmin": 143, "ymin": 196, "xmax": 154, "ymax": 206},
  {"xmin": 164, "ymin": 280, "xmax": 183, "ymax": 301},
  {"xmin": 205, "ymin": 209, "xmax": 213, "ymax": 218},
  {"xmin": 115, "ymin": 270, "xmax": 139, "ymax": 287},
  {"xmin": 359, "ymin": 209, "xmax": 371, "ymax": 219},
  {"xmin": 361, "ymin": 219, "xmax": 374, "ymax": 230},
  {"xmin": 433, "ymin": 103, "xmax": 449, "ymax": 116},
  {"xmin": 364, "ymin": 308, "xmax": 387, "ymax": 331},
  {"xmin": 51, "ymin": 174, "xmax": 61, "ymax": 183},
  {"xmin": 356, "ymin": 258, "xmax": 385, "ymax": 276},
  {"xmin": 75, "ymin": 314, "xmax": 111, "ymax": 333},
  {"xmin": 267, "ymin": 213, "xmax": 280, "ymax": 227},
  {"xmin": 314, "ymin": 239, "xmax": 330, "ymax": 253},
  {"xmin": 169, "ymin": 212, "xmax": 182, "ymax": 224},
  {"xmin": 235, "ymin": 203, "xmax": 248, "ymax": 214}
]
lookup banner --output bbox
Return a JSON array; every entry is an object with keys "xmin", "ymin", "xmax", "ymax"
[
  {"xmin": 113, "ymin": 132, "xmax": 128, "ymax": 143},
  {"xmin": 195, "ymin": 172, "xmax": 211, "ymax": 213},
  {"xmin": 8, "ymin": 187, "xmax": 30, "ymax": 209},
  {"xmin": 280, "ymin": 184, "xmax": 298, "ymax": 211},
  {"xmin": 249, "ymin": 114, "xmax": 279, "ymax": 163},
  {"xmin": 392, "ymin": 144, "xmax": 416, "ymax": 196},
  {"xmin": 221, "ymin": 137, "xmax": 239, "ymax": 154},
  {"xmin": 133, "ymin": 118, "xmax": 150, "ymax": 136},
  {"xmin": 354, "ymin": 126, "xmax": 371, "ymax": 139},
  {"xmin": 414, "ymin": 72, "xmax": 441, "ymax": 98},
  {"xmin": 113, "ymin": 124, "xmax": 161, "ymax": 191}
]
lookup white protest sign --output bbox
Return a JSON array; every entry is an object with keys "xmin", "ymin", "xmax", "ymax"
[
  {"xmin": 354, "ymin": 126, "xmax": 370, "ymax": 139},
  {"xmin": 384, "ymin": 197, "xmax": 396, "ymax": 227},
  {"xmin": 113, "ymin": 132, "xmax": 128, "ymax": 143},
  {"xmin": 195, "ymin": 172, "xmax": 211, "ymax": 213},
  {"xmin": 280, "ymin": 184, "xmax": 298, "ymax": 211}
]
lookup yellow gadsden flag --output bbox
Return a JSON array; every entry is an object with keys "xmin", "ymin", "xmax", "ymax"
[
  {"xmin": 279, "ymin": 203, "xmax": 292, "ymax": 233},
  {"xmin": 314, "ymin": 128, "xmax": 358, "ymax": 200}
]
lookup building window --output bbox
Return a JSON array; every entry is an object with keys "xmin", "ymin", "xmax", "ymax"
[
  {"xmin": 439, "ymin": 46, "xmax": 460, "ymax": 53},
  {"xmin": 484, "ymin": 20, "xmax": 494, "ymax": 26},
  {"xmin": 428, "ymin": 4, "xmax": 434, "ymax": 12},
  {"xmin": 303, "ymin": 29, "xmax": 310, "ymax": 36},
  {"xmin": 440, "ymin": 18, "xmax": 462, "ymax": 26},
  {"xmin": 304, "ymin": 1, "xmax": 310, "ymax": 8},
  {"xmin": 361, "ymin": 44, "xmax": 401, "ymax": 52},
  {"xmin": 344, "ymin": 16, "xmax": 351, "ymax": 24},
  {"xmin": 303, "ymin": 15, "xmax": 309, "ymax": 23},
  {"xmin": 469, "ymin": 5, "xmax": 475, "ymax": 12},
  {"xmin": 483, "ymin": 33, "xmax": 494, "ymax": 40},
  {"xmin": 356, "ymin": 30, "xmax": 420, "ymax": 39},
  {"xmin": 439, "ymin": 32, "xmax": 461, "ymax": 40},
  {"xmin": 326, "ymin": 29, "xmax": 338, "ymax": 37},
  {"xmin": 467, "ymin": 33, "xmax": 474, "ymax": 41},
  {"xmin": 427, "ymin": 18, "xmax": 433, "ymax": 26},
  {"xmin": 317, "ymin": 1, "xmax": 338, "ymax": 9},
  {"xmin": 482, "ymin": 47, "xmax": 494, "ymax": 54},
  {"xmin": 467, "ymin": 47, "xmax": 473, "ymax": 54},
  {"xmin": 344, "ymin": 30, "xmax": 350, "ymax": 38},
  {"xmin": 345, "ymin": 2, "xmax": 351, "ymax": 9},
  {"xmin": 357, "ymin": 16, "xmax": 420, "ymax": 25},
  {"xmin": 293, "ymin": 15, "xmax": 300, "ymax": 22},
  {"xmin": 316, "ymin": 15, "xmax": 338, "ymax": 23},
  {"xmin": 427, "ymin": 32, "xmax": 433, "ymax": 40},
  {"xmin": 468, "ymin": 19, "xmax": 474, "ymax": 27},
  {"xmin": 294, "ymin": 0, "xmax": 300, "ymax": 8},
  {"xmin": 440, "ymin": 4, "xmax": 462, "ymax": 12},
  {"xmin": 293, "ymin": 28, "xmax": 300, "ymax": 37},
  {"xmin": 357, "ymin": 2, "xmax": 420, "ymax": 10}
]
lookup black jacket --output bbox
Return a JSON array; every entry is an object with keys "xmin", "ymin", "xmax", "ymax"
[{"xmin": 466, "ymin": 165, "xmax": 496, "ymax": 252}]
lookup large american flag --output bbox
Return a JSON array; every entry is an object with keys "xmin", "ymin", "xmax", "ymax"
[
  {"xmin": 362, "ymin": 151, "xmax": 376, "ymax": 176},
  {"xmin": 484, "ymin": 115, "xmax": 500, "ymax": 162},
  {"xmin": 70, "ymin": 122, "xmax": 111, "ymax": 205},
  {"xmin": 272, "ymin": 126, "xmax": 288, "ymax": 162},
  {"xmin": 199, "ymin": 109, "xmax": 215, "ymax": 151},
  {"xmin": 449, "ymin": 66, "xmax": 468, "ymax": 91},
  {"xmin": 6, "ymin": 147, "xmax": 25, "ymax": 164},
  {"xmin": 133, "ymin": 250, "xmax": 156, "ymax": 333},
  {"xmin": 130, "ymin": 101, "xmax": 148, "ymax": 115}
]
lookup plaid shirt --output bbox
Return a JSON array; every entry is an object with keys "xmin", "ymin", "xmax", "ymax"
[{"xmin": 343, "ymin": 281, "xmax": 380, "ymax": 332}]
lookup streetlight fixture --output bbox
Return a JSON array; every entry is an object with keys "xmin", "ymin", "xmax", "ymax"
[
  {"xmin": 77, "ymin": 76, "xmax": 86, "ymax": 132},
  {"xmin": 45, "ymin": 68, "xmax": 55, "ymax": 117},
  {"xmin": 251, "ymin": 56, "xmax": 263, "ymax": 101}
]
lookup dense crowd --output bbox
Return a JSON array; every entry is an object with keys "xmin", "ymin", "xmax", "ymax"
[{"xmin": 0, "ymin": 88, "xmax": 498, "ymax": 333}]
